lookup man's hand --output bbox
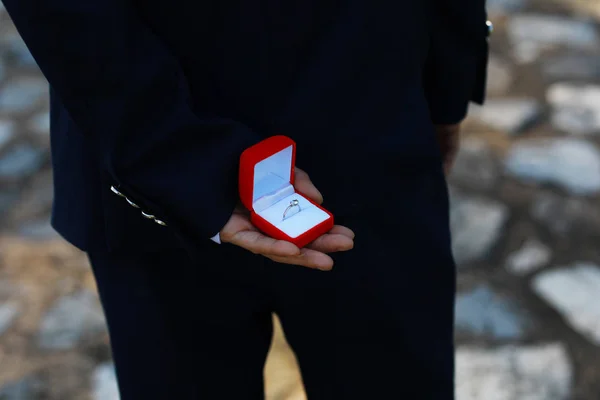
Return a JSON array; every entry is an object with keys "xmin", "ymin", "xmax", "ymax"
[
  {"xmin": 219, "ymin": 168, "xmax": 354, "ymax": 271},
  {"xmin": 435, "ymin": 123, "xmax": 461, "ymax": 175}
]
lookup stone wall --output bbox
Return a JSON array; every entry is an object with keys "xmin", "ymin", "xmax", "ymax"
[{"xmin": 2, "ymin": 0, "xmax": 600, "ymax": 399}]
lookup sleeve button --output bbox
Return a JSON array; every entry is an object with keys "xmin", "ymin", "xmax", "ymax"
[
  {"xmin": 110, "ymin": 185, "xmax": 126, "ymax": 198},
  {"xmin": 486, "ymin": 20, "xmax": 494, "ymax": 37},
  {"xmin": 125, "ymin": 198, "xmax": 140, "ymax": 209},
  {"xmin": 141, "ymin": 211, "xmax": 155, "ymax": 220}
]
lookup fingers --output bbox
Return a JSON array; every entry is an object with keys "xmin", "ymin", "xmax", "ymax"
[
  {"xmin": 229, "ymin": 226, "xmax": 355, "ymax": 270},
  {"xmin": 306, "ymin": 225, "xmax": 355, "ymax": 252},
  {"xmin": 294, "ymin": 168, "xmax": 323, "ymax": 204},
  {"xmin": 228, "ymin": 230, "xmax": 301, "ymax": 257},
  {"xmin": 268, "ymin": 248, "xmax": 334, "ymax": 271},
  {"xmin": 268, "ymin": 225, "xmax": 356, "ymax": 270},
  {"xmin": 329, "ymin": 225, "xmax": 355, "ymax": 239},
  {"xmin": 307, "ymin": 234, "xmax": 353, "ymax": 253},
  {"xmin": 230, "ymin": 230, "xmax": 335, "ymax": 270}
]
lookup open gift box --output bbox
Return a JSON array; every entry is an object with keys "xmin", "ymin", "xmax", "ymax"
[{"xmin": 239, "ymin": 135, "xmax": 334, "ymax": 248}]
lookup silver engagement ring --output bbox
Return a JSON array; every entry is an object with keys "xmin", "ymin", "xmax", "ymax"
[{"xmin": 282, "ymin": 199, "xmax": 301, "ymax": 220}]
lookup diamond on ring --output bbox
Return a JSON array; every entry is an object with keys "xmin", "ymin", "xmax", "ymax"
[{"xmin": 282, "ymin": 199, "xmax": 301, "ymax": 220}]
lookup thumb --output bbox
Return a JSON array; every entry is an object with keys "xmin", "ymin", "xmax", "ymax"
[{"xmin": 294, "ymin": 168, "xmax": 323, "ymax": 204}]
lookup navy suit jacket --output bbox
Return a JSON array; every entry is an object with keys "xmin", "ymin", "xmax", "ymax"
[{"xmin": 4, "ymin": 0, "xmax": 488, "ymax": 254}]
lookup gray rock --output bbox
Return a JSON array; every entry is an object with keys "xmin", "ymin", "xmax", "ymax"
[
  {"xmin": 455, "ymin": 285, "xmax": 527, "ymax": 339},
  {"xmin": 15, "ymin": 167, "xmax": 52, "ymax": 206},
  {"xmin": 505, "ymin": 138, "xmax": 600, "ymax": 195},
  {"xmin": 547, "ymin": 83, "xmax": 600, "ymax": 134},
  {"xmin": 486, "ymin": 0, "xmax": 527, "ymax": 16},
  {"xmin": 0, "ymin": 77, "xmax": 48, "ymax": 114},
  {"xmin": 92, "ymin": 363, "xmax": 120, "ymax": 400},
  {"xmin": 28, "ymin": 111, "xmax": 50, "ymax": 136},
  {"xmin": 450, "ymin": 194, "xmax": 509, "ymax": 266},
  {"xmin": 0, "ymin": 192, "xmax": 18, "ymax": 216},
  {"xmin": 0, "ymin": 302, "xmax": 19, "ymax": 336},
  {"xmin": 449, "ymin": 138, "xmax": 498, "ymax": 190},
  {"xmin": 469, "ymin": 98, "xmax": 541, "ymax": 134},
  {"xmin": 533, "ymin": 263, "xmax": 600, "ymax": 345},
  {"xmin": 0, "ymin": 31, "xmax": 38, "ymax": 69},
  {"xmin": 18, "ymin": 219, "xmax": 57, "ymax": 240},
  {"xmin": 9, "ymin": 169, "xmax": 54, "ymax": 222},
  {"xmin": 508, "ymin": 15, "xmax": 599, "ymax": 63},
  {"xmin": 456, "ymin": 344, "xmax": 572, "ymax": 400},
  {"xmin": 505, "ymin": 239, "xmax": 551, "ymax": 275},
  {"xmin": 486, "ymin": 56, "xmax": 513, "ymax": 96},
  {"xmin": 0, "ymin": 119, "xmax": 15, "ymax": 153},
  {"xmin": 0, "ymin": 144, "xmax": 45, "ymax": 181},
  {"xmin": 531, "ymin": 192, "xmax": 600, "ymax": 236},
  {"xmin": 38, "ymin": 290, "xmax": 106, "ymax": 350},
  {"xmin": 0, "ymin": 377, "xmax": 42, "ymax": 400},
  {"xmin": 512, "ymin": 40, "xmax": 546, "ymax": 64},
  {"xmin": 0, "ymin": 59, "xmax": 5, "ymax": 83},
  {"xmin": 509, "ymin": 15, "xmax": 600, "ymax": 48},
  {"xmin": 543, "ymin": 54, "xmax": 600, "ymax": 80}
]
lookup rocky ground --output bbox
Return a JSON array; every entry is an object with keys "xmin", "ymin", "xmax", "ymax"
[{"xmin": 2, "ymin": 0, "xmax": 600, "ymax": 399}]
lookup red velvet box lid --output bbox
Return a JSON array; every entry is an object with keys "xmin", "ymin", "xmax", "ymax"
[{"xmin": 239, "ymin": 135, "xmax": 296, "ymax": 212}]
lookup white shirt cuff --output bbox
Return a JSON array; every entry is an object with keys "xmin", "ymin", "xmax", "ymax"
[{"xmin": 210, "ymin": 232, "xmax": 221, "ymax": 244}]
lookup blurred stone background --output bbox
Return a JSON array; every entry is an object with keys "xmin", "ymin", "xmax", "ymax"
[{"xmin": 2, "ymin": 0, "xmax": 600, "ymax": 399}]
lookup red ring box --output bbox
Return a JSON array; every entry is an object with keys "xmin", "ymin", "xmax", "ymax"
[{"xmin": 239, "ymin": 135, "xmax": 334, "ymax": 248}]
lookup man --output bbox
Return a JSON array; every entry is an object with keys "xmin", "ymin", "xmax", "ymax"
[{"xmin": 4, "ymin": 0, "xmax": 489, "ymax": 398}]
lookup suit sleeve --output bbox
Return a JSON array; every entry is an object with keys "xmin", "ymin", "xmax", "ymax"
[
  {"xmin": 3, "ymin": 0, "xmax": 261, "ymax": 245},
  {"xmin": 423, "ymin": 0, "xmax": 489, "ymax": 124}
]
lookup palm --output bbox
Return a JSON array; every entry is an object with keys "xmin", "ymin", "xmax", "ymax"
[{"xmin": 220, "ymin": 168, "xmax": 354, "ymax": 270}]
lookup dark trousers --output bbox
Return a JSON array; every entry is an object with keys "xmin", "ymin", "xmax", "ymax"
[{"xmin": 87, "ymin": 167, "xmax": 456, "ymax": 399}]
